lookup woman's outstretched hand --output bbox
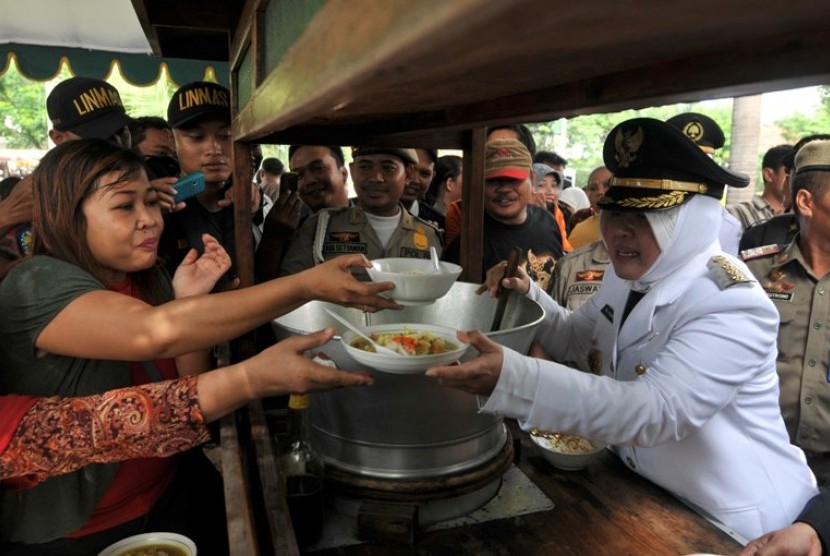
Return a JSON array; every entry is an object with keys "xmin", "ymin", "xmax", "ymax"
[
  {"xmin": 300, "ymin": 254, "xmax": 403, "ymax": 312},
  {"xmin": 172, "ymin": 234, "xmax": 233, "ymax": 298},
  {"xmin": 243, "ymin": 327, "xmax": 374, "ymax": 396}
]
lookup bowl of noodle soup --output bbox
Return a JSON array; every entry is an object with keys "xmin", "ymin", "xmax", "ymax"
[
  {"xmin": 97, "ymin": 532, "xmax": 196, "ymax": 556},
  {"xmin": 341, "ymin": 323, "xmax": 468, "ymax": 373}
]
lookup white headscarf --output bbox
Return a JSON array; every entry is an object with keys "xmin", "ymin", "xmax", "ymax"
[
  {"xmin": 602, "ymin": 194, "xmax": 723, "ymax": 292},
  {"xmin": 559, "ymin": 187, "xmax": 590, "ymax": 212}
]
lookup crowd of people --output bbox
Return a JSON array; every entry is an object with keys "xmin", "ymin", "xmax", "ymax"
[{"xmin": 0, "ymin": 73, "xmax": 828, "ymax": 556}]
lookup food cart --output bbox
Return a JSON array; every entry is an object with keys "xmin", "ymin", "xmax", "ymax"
[{"xmin": 130, "ymin": 1, "xmax": 830, "ymax": 553}]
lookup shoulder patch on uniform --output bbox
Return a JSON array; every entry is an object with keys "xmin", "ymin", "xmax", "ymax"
[
  {"xmin": 413, "ymin": 214, "xmax": 441, "ymax": 231},
  {"xmin": 601, "ymin": 304, "xmax": 614, "ymax": 322},
  {"xmin": 707, "ymin": 255, "xmax": 753, "ymax": 289},
  {"xmin": 739, "ymin": 244, "xmax": 781, "ymax": 261}
]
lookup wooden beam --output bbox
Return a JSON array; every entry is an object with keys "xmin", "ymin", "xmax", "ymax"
[
  {"xmin": 233, "ymin": 0, "xmax": 516, "ymax": 141},
  {"xmin": 249, "ymin": 401, "xmax": 301, "ymax": 556},
  {"xmin": 234, "ymin": 22, "xmax": 830, "ymax": 143},
  {"xmin": 221, "ymin": 412, "xmax": 260, "ymax": 556},
  {"xmin": 230, "ymin": 0, "xmax": 830, "ymax": 143},
  {"xmin": 459, "ymin": 129, "xmax": 486, "ymax": 283}
]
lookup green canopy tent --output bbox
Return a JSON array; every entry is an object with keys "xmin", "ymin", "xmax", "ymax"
[
  {"xmin": 0, "ymin": 0, "xmax": 227, "ymax": 86},
  {"xmin": 1, "ymin": 42, "xmax": 227, "ymax": 87}
]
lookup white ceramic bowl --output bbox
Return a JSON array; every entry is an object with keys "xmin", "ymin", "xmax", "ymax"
[
  {"xmin": 530, "ymin": 430, "xmax": 605, "ymax": 471},
  {"xmin": 98, "ymin": 532, "xmax": 197, "ymax": 556},
  {"xmin": 366, "ymin": 258, "xmax": 462, "ymax": 306},
  {"xmin": 341, "ymin": 323, "xmax": 468, "ymax": 374}
]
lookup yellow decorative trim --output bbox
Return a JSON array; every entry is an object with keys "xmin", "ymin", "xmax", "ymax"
[
  {"xmin": 707, "ymin": 255, "xmax": 752, "ymax": 289},
  {"xmin": 610, "ymin": 177, "xmax": 709, "ymax": 194},
  {"xmin": 609, "ymin": 191, "xmax": 688, "ymax": 209}
]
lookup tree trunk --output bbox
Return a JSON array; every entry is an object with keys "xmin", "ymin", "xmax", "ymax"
[{"xmin": 726, "ymin": 94, "xmax": 762, "ymax": 205}]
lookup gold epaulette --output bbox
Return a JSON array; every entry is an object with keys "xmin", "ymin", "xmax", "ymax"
[
  {"xmin": 739, "ymin": 244, "xmax": 781, "ymax": 261},
  {"xmin": 707, "ymin": 255, "xmax": 753, "ymax": 289}
]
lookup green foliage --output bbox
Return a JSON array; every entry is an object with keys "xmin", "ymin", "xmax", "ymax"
[
  {"xmin": 0, "ymin": 65, "xmax": 48, "ymax": 149},
  {"xmin": 108, "ymin": 68, "xmax": 178, "ymax": 119},
  {"xmin": 528, "ymin": 102, "xmax": 733, "ymax": 186},
  {"xmin": 0, "ymin": 63, "xmax": 179, "ymax": 152},
  {"xmin": 775, "ymin": 87, "xmax": 830, "ymax": 143}
]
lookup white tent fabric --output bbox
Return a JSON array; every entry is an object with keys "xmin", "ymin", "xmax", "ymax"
[
  {"xmin": 0, "ymin": 0, "xmax": 151, "ymax": 53},
  {"xmin": 0, "ymin": 0, "xmax": 227, "ymax": 86}
]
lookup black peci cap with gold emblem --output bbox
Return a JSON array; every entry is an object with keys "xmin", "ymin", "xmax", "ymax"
[
  {"xmin": 666, "ymin": 112, "xmax": 725, "ymax": 154},
  {"xmin": 599, "ymin": 118, "xmax": 749, "ymax": 211}
]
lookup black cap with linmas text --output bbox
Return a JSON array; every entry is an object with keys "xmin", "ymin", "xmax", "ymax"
[
  {"xmin": 599, "ymin": 117, "xmax": 749, "ymax": 211},
  {"xmin": 666, "ymin": 112, "xmax": 725, "ymax": 153},
  {"xmin": 167, "ymin": 81, "xmax": 231, "ymax": 129},
  {"xmin": 47, "ymin": 77, "xmax": 130, "ymax": 139}
]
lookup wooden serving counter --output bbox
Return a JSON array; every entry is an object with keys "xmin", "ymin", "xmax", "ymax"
[{"xmin": 223, "ymin": 404, "xmax": 741, "ymax": 555}]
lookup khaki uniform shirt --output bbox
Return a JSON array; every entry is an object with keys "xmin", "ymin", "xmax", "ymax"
[
  {"xmin": 727, "ymin": 196, "xmax": 775, "ymax": 230},
  {"xmin": 548, "ymin": 240, "xmax": 610, "ymax": 311},
  {"xmin": 744, "ymin": 238, "xmax": 830, "ymax": 455},
  {"xmin": 279, "ymin": 204, "xmax": 442, "ymax": 276}
]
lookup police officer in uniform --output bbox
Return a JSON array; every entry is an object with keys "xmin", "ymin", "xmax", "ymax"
[
  {"xmin": 744, "ymin": 138, "xmax": 830, "ymax": 485},
  {"xmin": 279, "ymin": 147, "xmax": 442, "ymax": 276},
  {"xmin": 429, "ymin": 118, "xmax": 817, "ymax": 541}
]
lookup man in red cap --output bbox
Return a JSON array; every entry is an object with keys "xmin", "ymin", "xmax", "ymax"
[{"xmin": 442, "ymin": 138, "xmax": 564, "ymax": 287}]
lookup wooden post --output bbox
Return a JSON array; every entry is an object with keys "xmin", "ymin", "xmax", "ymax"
[{"xmin": 459, "ymin": 128, "xmax": 486, "ymax": 283}]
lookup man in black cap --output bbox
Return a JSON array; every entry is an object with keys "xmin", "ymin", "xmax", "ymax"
[
  {"xmin": 1, "ymin": 77, "xmax": 135, "ymax": 279},
  {"xmin": 46, "ymin": 76, "xmax": 132, "ymax": 147},
  {"xmin": 665, "ymin": 111, "xmax": 725, "ymax": 155},
  {"xmin": 278, "ymin": 146, "xmax": 442, "ymax": 276},
  {"xmin": 428, "ymin": 117, "xmax": 817, "ymax": 542},
  {"xmin": 666, "ymin": 111, "xmax": 744, "ymax": 255},
  {"xmin": 158, "ymin": 81, "xmax": 241, "ymax": 291}
]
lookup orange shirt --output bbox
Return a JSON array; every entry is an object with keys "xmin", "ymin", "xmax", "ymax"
[
  {"xmin": 445, "ymin": 200, "xmax": 463, "ymax": 247},
  {"xmin": 552, "ymin": 204, "xmax": 573, "ymax": 252}
]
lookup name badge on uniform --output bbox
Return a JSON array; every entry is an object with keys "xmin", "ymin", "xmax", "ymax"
[
  {"xmin": 400, "ymin": 247, "xmax": 429, "ymax": 259},
  {"xmin": 767, "ymin": 291, "xmax": 794, "ymax": 302},
  {"xmin": 601, "ymin": 304, "xmax": 614, "ymax": 323}
]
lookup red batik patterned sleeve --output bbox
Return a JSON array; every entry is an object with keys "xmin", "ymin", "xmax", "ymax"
[{"xmin": 0, "ymin": 376, "xmax": 210, "ymax": 485}]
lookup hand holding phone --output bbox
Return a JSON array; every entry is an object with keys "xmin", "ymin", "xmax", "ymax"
[
  {"xmin": 143, "ymin": 155, "xmax": 181, "ymax": 181},
  {"xmin": 281, "ymin": 171, "xmax": 299, "ymax": 195},
  {"xmin": 173, "ymin": 172, "xmax": 206, "ymax": 203}
]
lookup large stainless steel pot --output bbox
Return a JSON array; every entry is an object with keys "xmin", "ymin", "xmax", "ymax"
[{"xmin": 272, "ymin": 281, "xmax": 544, "ymax": 479}]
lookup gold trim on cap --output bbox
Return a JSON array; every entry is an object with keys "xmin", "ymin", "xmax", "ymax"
[
  {"xmin": 610, "ymin": 177, "xmax": 709, "ymax": 194},
  {"xmin": 603, "ymin": 191, "xmax": 689, "ymax": 209}
]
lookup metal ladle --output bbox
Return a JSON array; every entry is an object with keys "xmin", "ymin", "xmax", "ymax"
[{"xmin": 323, "ymin": 307, "xmax": 401, "ymax": 356}]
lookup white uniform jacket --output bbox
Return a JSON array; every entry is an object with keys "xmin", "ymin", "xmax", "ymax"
[{"xmin": 482, "ymin": 246, "xmax": 817, "ymax": 541}]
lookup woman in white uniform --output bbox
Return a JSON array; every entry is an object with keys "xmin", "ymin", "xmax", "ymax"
[{"xmin": 427, "ymin": 118, "xmax": 817, "ymax": 542}]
